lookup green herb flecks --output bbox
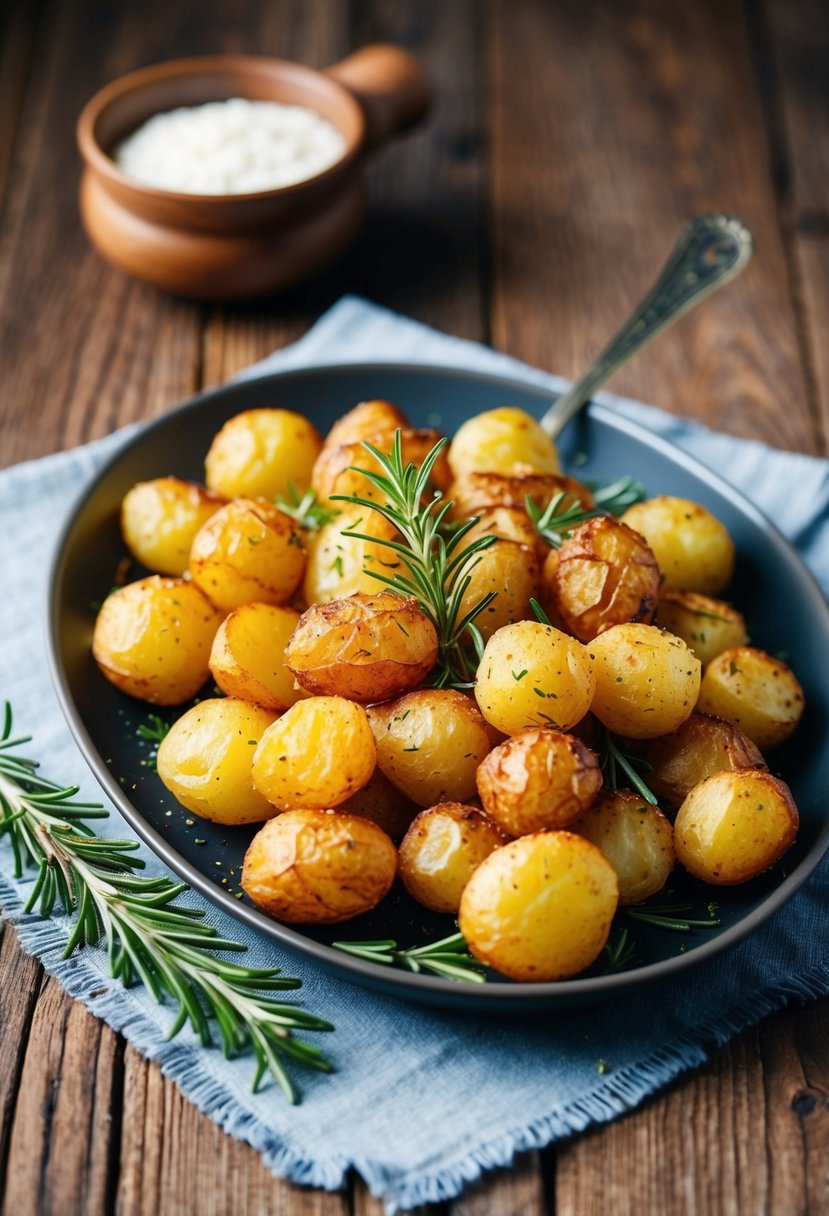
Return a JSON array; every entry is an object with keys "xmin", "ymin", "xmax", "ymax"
[{"xmin": 275, "ymin": 484, "xmax": 339, "ymax": 532}]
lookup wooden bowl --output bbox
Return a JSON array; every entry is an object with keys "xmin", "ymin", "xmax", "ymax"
[{"xmin": 76, "ymin": 48, "xmax": 430, "ymax": 299}]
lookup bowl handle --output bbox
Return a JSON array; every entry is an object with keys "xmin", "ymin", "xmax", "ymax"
[{"xmin": 325, "ymin": 44, "xmax": 431, "ymax": 151}]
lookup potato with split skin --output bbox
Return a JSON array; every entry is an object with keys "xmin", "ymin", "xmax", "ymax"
[
  {"xmin": 302, "ymin": 509, "xmax": 404, "ymax": 606},
  {"xmin": 398, "ymin": 803, "xmax": 507, "ymax": 913},
  {"xmin": 696, "ymin": 647, "xmax": 804, "ymax": 751},
  {"xmin": 656, "ymin": 591, "xmax": 747, "ymax": 666},
  {"xmin": 157, "ymin": 698, "xmax": 279, "ymax": 824},
  {"xmin": 474, "ymin": 620, "xmax": 596, "ymax": 736},
  {"xmin": 459, "ymin": 831, "xmax": 619, "ymax": 981},
  {"xmin": 92, "ymin": 576, "xmax": 222, "ymax": 705},
  {"xmin": 209, "ymin": 603, "xmax": 304, "ymax": 711},
  {"xmin": 588, "ymin": 623, "xmax": 701, "ymax": 739},
  {"xmin": 447, "ymin": 407, "xmax": 561, "ymax": 480},
  {"xmin": 205, "ymin": 407, "xmax": 323, "ymax": 501},
  {"xmin": 575, "ymin": 790, "xmax": 675, "ymax": 905},
  {"xmin": 456, "ymin": 537, "xmax": 540, "ymax": 641},
  {"xmin": 550, "ymin": 516, "xmax": 661, "ymax": 642},
  {"xmin": 336, "ymin": 768, "xmax": 419, "ymax": 840},
  {"xmin": 286, "ymin": 592, "xmax": 439, "ymax": 703},
  {"xmin": 367, "ymin": 689, "xmax": 497, "ymax": 807},
  {"xmin": 252, "ymin": 696, "xmax": 375, "ymax": 811},
  {"xmin": 621, "ymin": 496, "xmax": 735, "ymax": 594},
  {"xmin": 674, "ymin": 770, "xmax": 798, "ymax": 884},
  {"xmin": 450, "ymin": 470, "xmax": 593, "ymax": 522},
  {"xmin": 242, "ymin": 809, "xmax": 397, "ymax": 924},
  {"xmin": 324, "ymin": 399, "xmax": 409, "ymax": 448},
  {"xmin": 642, "ymin": 712, "xmax": 767, "ymax": 809},
  {"xmin": 311, "ymin": 428, "xmax": 451, "ymax": 506},
  {"xmin": 120, "ymin": 477, "xmax": 226, "ymax": 576},
  {"xmin": 476, "ymin": 728, "xmax": 602, "ymax": 837},
  {"xmin": 188, "ymin": 498, "xmax": 306, "ymax": 612}
]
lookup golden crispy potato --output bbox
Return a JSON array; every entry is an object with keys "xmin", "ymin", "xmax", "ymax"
[
  {"xmin": 242, "ymin": 809, "xmax": 397, "ymax": 924},
  {"xmin": 656, "ymin": 591, "xmax": 747, "ymax": 666},
  {"xmin": 447, "ymin": 407, "xmax": 561, "ymax": 480},
  {"xmin": 209, "ymin": 603, "xmax": 304, "ymax": 711},
  {"xmin": 456, "ymin": 538, "xmax": 540, "ymax": 641},
  {"xmin": 674, "ymin": 770, "xmax": 798, "ymax": 884},
  {"xmin": 464, "ymin": 506, "xmax": 543, "ymax": 554},
  {"xmin": 550, "ymin": 517, "xmax": 660, "ymax": 642},
  {"xmin": 450, "ymin": 471, "xmax": 593, "ymax": 521},
  {"xmin": 189, "ymin": 498, "xmax": 306, "ymax": 612},
  {"xmin": 367, "ymin": 689, "xmax": 497, "ymax": 807},
  {"xmin": 621, "ymin": 496, "xmax": 735, "ymax": 593},
  {"xmin": 336, "ymin": 768, "xmax": 419, "ymax": 840},
  {"xmin": 575, "ymin": 790, "xmax": 675, "ymax": 905},
  {"xmin": 325, "ymin": 399, "xmax": 409, "ymax": 448},
  {"xmin": 286, "ymin": 592, "xmax": 439, "ymax": 703},
  {"xmin": 311, "ymin": 428, "xmax": 451, "ymax": 506},
  {"xmin": 696, "ymin": 647, "xmax": 805, "ymax": 751},
  {"xmin": 204, "ymin": 408, "xmax": 322, "ymax": 501},
  {"xmin": 398, "ymin": 803, "xmax": 507, "ymax": 913},
  {"xmin": 474, "ymin": 621, "xmax": 596, "ymax": 736},
  {"xmin": 302, "ymin": 510, "xmax": 403, "ymax": 606},
  {"xmin": 252, "ymin": 697, "xmax": 375, "ymax": 811},
  {"xmin": 459, "ymin": 831, "xmax": 618, "ymax": 981},
  {"xmin": 476, "ymin": 728, "xmax": 602, "ymax": 836},
  {"xmin": 642, "ymin": 712, "xmax": 766, "ymax": 809},
  {"xmin": 120, "ymin": 477, "xmax": 226, "ymax": 576},
  {"xmin": 157, "ymin": 698, "xmax": 279, "ymax": 824},
  {"xmin": 589, "ymin": 623, "xmax": 701, "ymax": 739},
  {"xmin": 92, "ymin": 576, "xmax": 222, "ymax": 705}
]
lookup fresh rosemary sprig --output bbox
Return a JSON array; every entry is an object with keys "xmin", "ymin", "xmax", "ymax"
[
  {"xmin": 0, "ymin": 705, "xmax": 332, "ymax": 1101},
  {"xmin": 601, "ymin": 926, "xmax": 639, "ymax": 974},
  {"xmin": 600, "ymin": 729, "xmax": 658, "ymax": 806},
  {"xmin": 626, "ymin": 900, "xmax": 722, "ymax": 932},
  {"xmin": 526, "ymin": 474, "xmax": 645, "ymax": 548},
  {"xmin": 333, "ymin": 931, "xmax": 488, "ymax": 984},
  {"xmin": 332, "ymin": 431, "xmax": 498, "ymax": 688},
  {"xmin": 275, "ymin": 483, "xmax": 340, "ymax": 531}
]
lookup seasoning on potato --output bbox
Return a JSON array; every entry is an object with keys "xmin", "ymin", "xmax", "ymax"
[
  {"xmin": 655, "ymin": 591, "xmax": 747, "ymax": 666},
  {"xmin": 189, "ymin": 498, "xmax": 306, "ymax": 612},
  {"xmin": 674, "ymin": 770, "xmax": 798, "ymax": 884},
  {"xmin": 575, "ymin": 790, "xmax": 675, "ymax": 905},
  {"xmin": 642, "ymin": 711, "xmax": 766, "ymax": 809},
  {"xmin": 447, "ymin": 407, "xmax": 561, "ymax": 480},
  {"xmin": 456, "ymin": 537, "xmax": 540, "ymax": 641},
  {"xmin": 398, "ymin": 803, "xmax": 507, "ymax": 913},
  {"xmin": 459, "ymin": 831, "xmax": 619, "ymax": 981},
  {"xmin": 588, "ymin": 622, "xmax": 701, "ymax": 738},
  {"xmin": 205, "ymin": 407, "xmax": 323, "ymax": 501},
  {"xmin": 696, "ymin": 646, "xmax": 804, "ymax": 751},
  {"xmin": 450, "ymin": 470, "xmax": 593, "ymax": 521},
  {"xmin": 476, "ymin": 728, "xmax": 602, "ymax": 836},
  {"xmin": 242, "ymin": 809, "xmax": 397, "ymax": 924},
  {"xmin": 209, "ymin": 602, "xmax": 304, "ymax": 711},
  {"xmin": 621, "ymin": 495, "xmax": 735, "ymax": 594},
  {"xmin": 311, "ymin": 428, "xmax": 451, "ymax": 506},
  {"xmin": 120, "ymin": 477, "xmax": 226, "ymax": 576},
  {"xmin": 157, "ymin": 698, "xmax": 279, "ymax": 824},
  {"xmin": 252, "ymin": 696, "xmax": 376, "ymax": 811},
  {"xmin": 302, "ymin": 509, "xmax": 404, "ymax": 605}
]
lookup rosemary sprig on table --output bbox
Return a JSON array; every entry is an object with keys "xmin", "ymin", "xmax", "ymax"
[
  {"xmin": 333, "ymin": 931, "xmax": 488, "ymax": 983},
  {"xmin": 332, "ymin": 431, "xmax": 498, "ymax": 688},
  {"xmin": 527, "ymin": 474, "xmax": 645, "ymax": 548},
  {"xmin": 275, "ymin": 482, "xmax": 340, "ymax": 531},
  {"xmin": 0, "ymin": 705, "xmax": 332, "ymax": 1102}
]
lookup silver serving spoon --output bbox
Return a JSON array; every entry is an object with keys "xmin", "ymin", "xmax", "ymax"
[{"xmin": 539, "ymin": 214, "xmax": 754, "ymax": 439}]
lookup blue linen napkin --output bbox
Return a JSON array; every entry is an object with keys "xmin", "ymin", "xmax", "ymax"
[{"xmin": 1, "ymin": 296, "xmax": 828, "ymax": 1211}]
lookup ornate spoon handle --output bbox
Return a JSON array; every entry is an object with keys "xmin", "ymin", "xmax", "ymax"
[{"xmin": 539, "ymin": 214, "xmax": 754, "ymax": 439}]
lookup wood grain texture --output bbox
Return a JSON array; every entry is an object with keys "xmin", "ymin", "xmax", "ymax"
[{"xmin": 0, "ymin": 926, "xmax": 44, "ymax": 1202}]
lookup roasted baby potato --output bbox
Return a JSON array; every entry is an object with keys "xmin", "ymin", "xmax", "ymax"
[
  {"xmin": 447, "ymin": 407, "xmax": 561, "ymax": 479},
  {"xmin": 575, "ymin": 790, "xmax": 675, "ymax": 905},
  {"xmin": 120, "ymin": 477, "xmax": 226, "ymax": 576},
  {"xmin": 302, "ymin": 510, "xmax": 404, "ymax": 605},
  {"xmin": 336, "ymin": 767, "xmax": 419, "ymax": 840},
  {"xmin": 464, "ymin": 505, "xmax": 546, "ymax": 557},
  {"xmin": 642, "ymin": 712, "xmax": 766, "ymax": 809},
  {"xmin": 550, "ymin": 517, "xmax": 661, "ymax": 642},
  {"xmin": 696, "ymin": 646, "xmax": 805, "ymax": 751},
  {"xmin": 621, "ymin": 496, "xmax": 735, "ymax": 594},
  {"xmin": 157, "ymin": 698, "xmax": 279, "ymax": 824},
  {"xmin": 311, "ymin": 428, "xmax": 451, "ymax": 506},
  {"xmin": 204, "ymin": 407, "xmax": 322, "ymax": 501},
  {"xmin": 242, "ymin": 809, "xmax": 397, "ymax": 924},
  {"xmin": 324, "ymin": 399, "xmax": 409, "ymax": 448},
  {"xmin": 92, "ymin": 576, "xmax": 222, "ymax": 705},
  {"xmin": 286, "ymin": 592, "xmax": 439, "ymax": 703},
  {"xmin": 674, "ymin": 770, "xmax": 798, "ymax": 884},
  {"xmin": 475, "ymin": 620, "xmax": 596, "ymax": 736},
  {"xmin": 189, "ymin": 498, "xmax": 306, "ymax": 612},
  {"xmin": 368, "ymin": 689, "xmax": 497, "ymax": 807},
  {"xmin": 656, "ymin": 591, "xmax": 747, "ymax": 666},
  {"xmin": 476, "ymin": 728, "xmax": 602, "ymax": 836},
  {"xmin": 450, "ymin": 470, "xmax": 593, "ymax": 521},
  {"xmin": 209, "ymin": 603, "xmax": 304, "ymax": 711},
  {"xmin": 459, "ymin": 831, "xmax": 618, "ymax": 981},
  {"xmin": 398, "ymin": 803, "xmax": 507, "ymax": 913},
  {"xmin": 252, "ymin": 696, "xmax": 376, "ymax": 811},
  {"xmin": 588, "ymin": 623, "xmax": 701, "ymax": 739},
  {"xmin": 456, "ymin": 537, "xmax": 540, "ymax": 641}
]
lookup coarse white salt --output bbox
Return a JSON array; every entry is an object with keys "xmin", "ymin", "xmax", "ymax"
[{"xmin": 113, "ymin": 97, "xmax": 347, "ymax": 194}]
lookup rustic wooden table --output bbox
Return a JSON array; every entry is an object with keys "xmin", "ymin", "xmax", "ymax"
[{"xmin": 1, "ymin": 0, "xmax": 828, "ymax": 1212}]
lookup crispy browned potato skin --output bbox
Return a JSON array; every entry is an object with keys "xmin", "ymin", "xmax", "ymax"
[
  {"xmin": 325, "ymin": 399, "xmax": 410, "ymax": 448},
  {"xmin": 588, "ymin": 623, "xmax": 701, "ymax": 739},
  {"xmin": 398, "ymin": 803, "xmax": 508, "ymax": 913},
  {"xmin": 674, "ymin": 770, "xmax": 798, "ymax": 884},
  {"xmin": 311, "ymin": 427, "xmax": 451, "ymax": 505},
  {"xmin": 476, "ymin": 728, "xmax": 602, "ymax": 837},
  {"xmin": 242, "ymin": 809, "xmax": 398, "ymax": 924},
  {"xmin": 188, "ymin": 498, "xmax": 306, "ymax": 612},
  {"xmin": 641, "ymin": 712, "xmax": 767, "ymax": 809},
  {"xmin": 120, "ymin": 477, "xmax": 226, "ymax": 576},
  {"xmin": 575, "ymin": 789, "xmax": 675, "ymax": 905},
  {"xmin": 336, "ymin": 768, "xmax": 419, "ymax": 840},
  {"xmin": 655, "ymin": 591, "xmax": 747, "ymax": 666},
  {"xmin": 204, "ymin": 408, "xmax": 323, "ymax": 501},
  {"xmin": 550, "ymin": 517, "xmax": 661, "ymax": 642},
  {"xmin": 449, "ymin": 470, "xmax": 594, "ymax": 521},
  {"xmin": 286, "ymin": 592, "xmax": 439, "ymax": 703},
  {"xmin": 457, "ymin": 537, "xmax": 540, "ymax": 641},
  {"xmin": 697, "ymin": 647, "xmax": 805, "ymax": 751},
  {"xmin": 621, "ymin": 496, "xmax": 735, "ymax": 594}
]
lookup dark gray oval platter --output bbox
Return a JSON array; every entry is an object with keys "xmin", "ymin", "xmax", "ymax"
[{"xmin": 47, "ymin": 362, "xmax": 829, "ymax": 1013}]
